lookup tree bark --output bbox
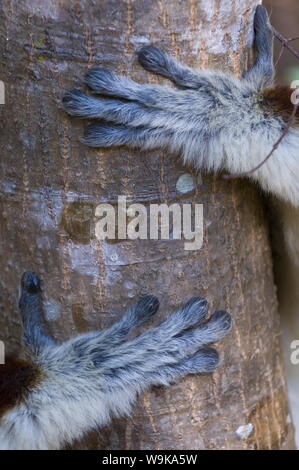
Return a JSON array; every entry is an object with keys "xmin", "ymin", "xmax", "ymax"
[
  {"xmin": 263, "ymin": 0, "xmax": 299, "ymax": 448},
  {"xmin": 0, "ymin": 0, "xmax": 295, "ymax": 450}
]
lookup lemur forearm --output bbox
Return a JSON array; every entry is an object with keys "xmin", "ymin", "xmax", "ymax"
[
  {"xmin": 63, "ymin": 6, "xmax": 299, "ymax": 207},
  {"xmin": 0, "ymin": 273, "xmax": 231, "ymax": 450}
]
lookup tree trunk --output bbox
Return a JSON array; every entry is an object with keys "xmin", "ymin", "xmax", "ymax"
[
  {"xmin": 0, "ymin": 0, "xmax": 295, "ymax": 450},
  {"xmin": 263, "ymin": 0, "xmax": 299, "ymax": 448}
]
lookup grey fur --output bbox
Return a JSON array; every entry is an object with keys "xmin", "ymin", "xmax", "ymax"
[
  {"xmin": 19, "ymin": 271, "xmax": 57, "ymax": 354},
  {"xmin": 0, "ymin": 273, "xmax": 231, "ymax": 449},
  {"xmin": 243, "ymin": 5, "xmax": 274, "ymax": 87},
  {"xmin": 63, "ymin": 6, "xmax": 299, "ymax": 206},
  {"xmin": 138, "ymin": 45, "xmax": 207, "ymax": 88}
]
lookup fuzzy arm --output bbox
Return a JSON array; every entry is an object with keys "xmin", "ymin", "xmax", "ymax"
[
  {"xmin": 18, "ymin": 272, "xmax": 56, "ymax": 353},
  {"xmin": 62, "ymin": 6, "xmax": 299, "ymax": 206},
  {"xmin": 1, "ymin": 275, "xmax": 232, "ymax": 450},
  {"xmin": 243, "ymin": 5, "xmax": 274, "ymax": 87}
]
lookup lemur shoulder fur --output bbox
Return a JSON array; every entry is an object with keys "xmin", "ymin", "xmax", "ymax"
[
  {"xmin": 63, "ymin": 5, "xmax": 299, "ymax": 207},
  {"xmin": 0, "ymin": 272, "xmax": 231, "ymax": 450}
]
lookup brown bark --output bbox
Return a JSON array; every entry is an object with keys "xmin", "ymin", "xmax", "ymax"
[
  {"xmin": 0, "ymin": 0, "xmax": 295, "ymax": 450},
  {"xmin": 264, "ymin": 0, "xmax": 299, "ymax": 447}
]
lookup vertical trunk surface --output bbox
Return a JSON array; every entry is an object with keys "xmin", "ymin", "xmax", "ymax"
[
  {"xmin": 263, "ymin": 0, "xmax": 299, "ymax": 448},
  {"xmin": 0, "ymin": 0, "xmax": 295, "ymax": 450}
]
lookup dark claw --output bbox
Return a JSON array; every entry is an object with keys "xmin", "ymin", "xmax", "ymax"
[
  {"xmin": 84, "ymin": 67, "xmax": 120, "ymax": 95},
  {"xmin": 85, "ymin": 67, "xmax": 112, "ymax": 88},
  {"xmin": 62, "ymin": 88, "xmax": 85, "ymax": 105},
  {"xmin": 254, "ymin": 5, "xmax": 271, "ymax": 30},
  {"xmin": 138, "ymin": 45, "xmax": 167, "ymax": 73},
  {"xmin": 181, "ymin": 296, "xmax": 209, "ymax": 324},
  {"xmin": 85, "ymin": 66, "xmax": 111, "ymax": 77},
  {"xmin": 209, "ymin": 310, "xmax": 232, "ymax": 333},
  {"xmin": 21, "ymin": 271, "xmax": 41, "ymax": 294},
  {"xmin": 82, "ymin": 122, "xmax": 126, "ymax": 147},
  {"xmin": 134, "ymin": 295, "xmax": 160, "ymax": 320},
  {"xmin": 62, "ymin": 88, "xmax": 91, "ymax": 117},
  {"xmin": 191, "ymin": 347, "xmax": 220, "ymax": 372}
]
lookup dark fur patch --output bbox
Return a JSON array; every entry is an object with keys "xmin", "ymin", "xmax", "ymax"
[
  {"xmin": 0, "ymin": 357, "xmax": 42, "ymax": 418},
  {"xmin": 262, "ymin": 86, "xmax": 299, "ymax": 124}
]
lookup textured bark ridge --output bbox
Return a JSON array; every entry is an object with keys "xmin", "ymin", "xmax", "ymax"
[{"xmin": 0, "ymin": 0, "xmax": 295, "ymax": 450}]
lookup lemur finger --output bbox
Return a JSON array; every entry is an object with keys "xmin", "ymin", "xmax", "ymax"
[
  {"xmin": 83, "ymin": 122, "xmax": 175, "ymax": 149},
  {"xmin": 150, "ymin": 296, "xmax": 210, "ymax": 341},
  {"xmin": 151, "ymin": 349, "xmax": 221, "ymax": 382},
  {"xmin": 92, "ymin": 297, "xmax": 211, "ymax": 368},
  {"xmin": 101, "ymin": 347, "xmax": 221, "ymax": 391},
  {"xmin": 83, "ymin": 122, "xmax": 140, "ymax": 148},
  {"xmin": 128, "ymin": 296, "xmax": 210, "ymax": 347},
  {"xmin": 72, "ymin": 296, "xmax": 160, "ymax": 357},
  {"xmin": 85, "ymin": 67, "xmax": 139, "ymax": 98},
  {"xmin": 89, "ymin": 303, "xmax": 230, "ymax": 372},
  {"xmin": 20, "ymin": 271, "xmax": 41, "ymax": 294},
  {"xmin": 172, "ymin": 296, "xmax": 209, "ymax": 328},
  {"xmin": 99, "ymin": 347, "xmax": 220, "ymax": 391},
  {"xmin": 63, "ymin": 87, "xmax": 209, "ymax": 129},
  {"xmin": 191, "ymin": 310, "xmax": 232, "ymax": 344},
  {"xmin": 152, "ymin": 310, "xmax": 231, "ymax": 359},
  {"xmin": 102, "ymin": 295, "xmax": 160, "ymax": 340},
  {"xmin": 63, "ymin": 89, "xmax": 175, "ymax": 128},
  {"xmin": 138, "ymin": 45, "xmax": 178, "ymax": 78},
  {"xmin": 181, "ymin": 347, "xmax": 220, "ymax": 373},
  {"xmin": 130, "ymin": 295, "xmax": 160, "ymax": 325},
  {"xmin": 146, "ymin": 348, "xmax": 221, "ymax": 386},
  {"xmin": 19, "ymin": 272, "xmax": 56, "ymax": 351},
  {"xmin": 254, "ymin": 5, "xmax": 272, "ymax": 33},
  {"xmin": 138, "ymin": 45, "xmax": 205, "ymax": 89},
  {"xmin": 151, "ymin": 310, "xmax": 231, "ymax": 359},
  {"xmin": 254, "ymin": 6, "xmax": 273, "ymax": 51},
  {"xmin": 93, "ymin": 309, "xmax": 230, "ymax": 372},
  {"xmin": 84, "ymin": 66, "xmax": 188, "ymax": 108},
  {"xmin": 243, "ymin": 6, "xmax": 274, "ymax": 85}
]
